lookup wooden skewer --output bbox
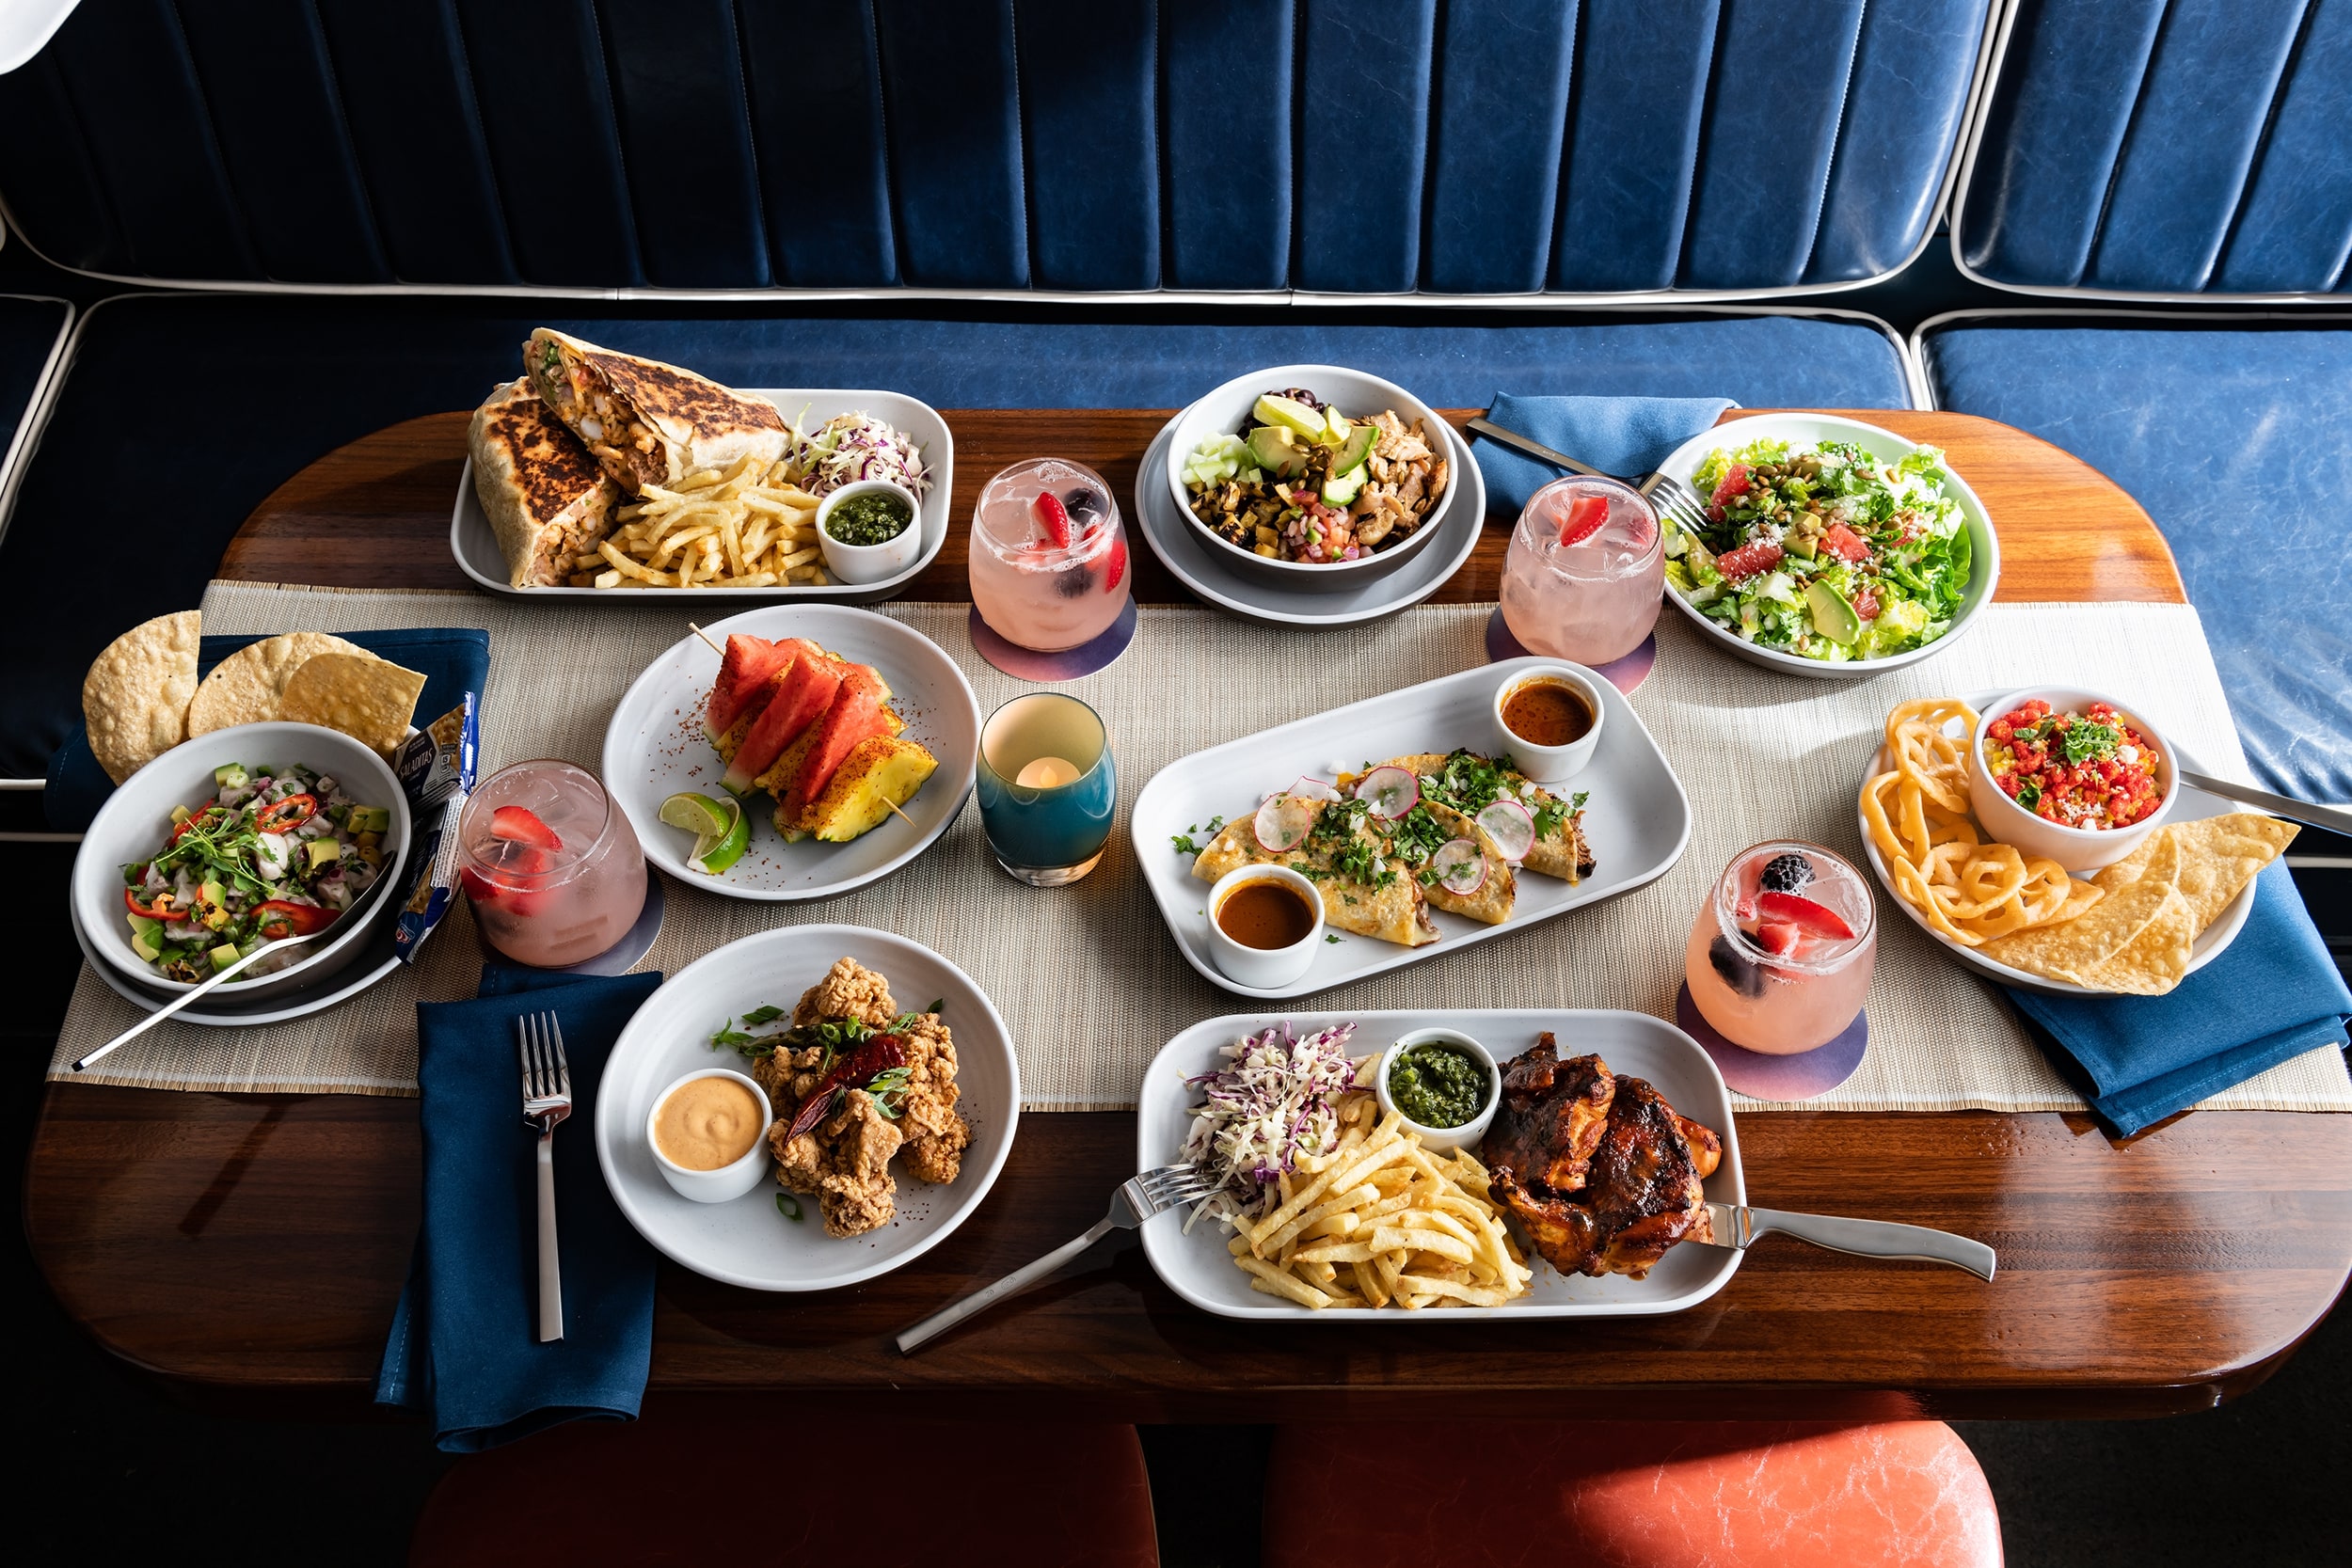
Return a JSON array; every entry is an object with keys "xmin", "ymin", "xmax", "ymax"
[{"xmin": 884, "ymin": 799, "xmax": 918, "ymax": 827}]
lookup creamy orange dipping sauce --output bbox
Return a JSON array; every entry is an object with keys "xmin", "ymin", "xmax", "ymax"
[{"xmin": 654, "ymin": 1076, "xmax": 765, "ymax": 1171}]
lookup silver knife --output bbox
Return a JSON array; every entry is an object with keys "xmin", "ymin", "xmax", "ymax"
[
  {"xmin": 1701, "ymin": 1202, "xmax": 1995, "ymax": 1280},
  {"xmin": 2174, "ymin": 769, "xmax": 2352, "ymax": 838}
]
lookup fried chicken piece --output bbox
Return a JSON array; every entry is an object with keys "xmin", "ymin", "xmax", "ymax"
[
  {"xmin": 770, "ymin": 1088, "xmax": 902, "ymax": 1237},
  {"xmin": 794, "ymin": 956, "xmax": 898, "ymax": 1029},
  {"xmin": 894, "ymin": 1013, "xmax": 970, "ymax": 1184},
  {"xmin": 1484, "ymin": 1036, "xmax": 1613, "ymax": 1193}
]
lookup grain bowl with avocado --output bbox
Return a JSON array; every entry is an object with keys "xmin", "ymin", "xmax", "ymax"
[
  {"xmin": 1181, "ymin": 389, "xmax": 1450, "ymax": 564},
  {"xmin": 121, "ymin": 761, "xmax": 389, "ymax": 983}
]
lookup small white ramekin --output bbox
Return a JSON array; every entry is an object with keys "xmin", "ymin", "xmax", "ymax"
[
  {"xmin": 815, "ymin": 478, "xmax": 924, "ymax": 585},
  {"xmin": 646, "ymin": 1068, "xmax": 774, "ymax": 1203},
  {"xmin": 1372, "ymin": 1028, "xmax": 1500, "ymax": 1153},
  {"xmin": 1204, "ymin": 863, "xmax": 1326, "ymax": 990},
  {"xmin": 1969, "ymin": 687, "xmax": 2178, "ymax": 872},
  {"xmin": 1493, "ymin": 662, "xmax": 1607, "ymax": 783}
]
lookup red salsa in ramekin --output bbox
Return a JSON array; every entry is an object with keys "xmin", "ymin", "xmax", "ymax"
[{"xmin": 1981, "ymin": 699, "xmax": 2162, "ymax": 831}]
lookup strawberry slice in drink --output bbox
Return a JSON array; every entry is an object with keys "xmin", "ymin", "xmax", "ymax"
[
  {"xmin": 1712, "ymin": 539, "xmax": 1784, "ymax": 580},
  {"xmin": 1756, "ymin": 890, "xmax": 1854, "ymax": 940},
  {"xmin": 1556, "ymin": 493, "xmax": 1611, "ymax": 546},
  {"xmin": 1103, "ymin": 533, "xmax": 1128, "ymax": 592},
  {"xmin": 1032, "ymin": 491, "xmax": 1073, "ymax": 549},
  {"xmin": 490, "ymin": 805, "xmax": 561, "ymax": 851}
]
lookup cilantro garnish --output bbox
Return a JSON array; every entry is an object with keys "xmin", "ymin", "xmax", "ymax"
[{"xmin": 2061, "ymin": 721, "xmax": 2122, "ymax": 766}]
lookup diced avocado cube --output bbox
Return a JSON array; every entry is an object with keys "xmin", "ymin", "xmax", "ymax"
[
  {"xmin": 1322, "ymin": 469, "xmax": 1365, "ymax": 507},
  {"xmin": 305, "ymin": 838, "xmax": 342, "ymax": 872},
  {"xmin": 197, "ymin": 879, "xmax": 231, "ymax": 930},
  {"xmin": 128, "ymin": 914, "xmax": 164, "ymax": 963},
  {"xmin": 209, "ymin": 943, "xmax": 242, "ymax": 972},
  {"xmin": 214, "ymin": 764, "xmax": 249, "ymax": 790},
  {"xmin": 347, "ymin": 804, "xmax": 390, "ymax": 833},
  {"xmin": 169, "ymin": 803, "xmax": 191, "ymax": 825}
]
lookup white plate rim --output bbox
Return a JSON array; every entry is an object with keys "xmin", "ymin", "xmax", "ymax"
[
  {"xmin": 1133, "ymin": 414, "xmax": 1486, "ymax": 627},
  {"xmin": 1853, "ymin": 689, "xmax": 2255, "ymax": 997},
  {"xmin": 1652, "ymin": 412, "xmax": 2003, "ymax": 680},
  {"xmin": 1136, "ymin": 1007, "xmax": 1745, "ymax": 1321},
  {"xmin": 1127, "ymin": 657, "xmax": 1693, "ymax": 998},
  {"xmin": 592, "ymin": 924, "xmax": 1020, "ymax": 1292},
  {"xmin": 598, "ymin": 603, "xmax": 979, "ymax": 904},
  {"xmin": 70, "ymin": 883, "xmax": 405, "ymax": 1027},
  {"xmin": 448, "ymin": 387, "xmax": 953, "ymax": 604}
]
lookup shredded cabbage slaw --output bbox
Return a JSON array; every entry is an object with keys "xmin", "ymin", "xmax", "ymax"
[
  {"xmin": 1179, "ymin": 1022, "xmax": 1359, "ymax": 1231},
  {"xmin": 783, "ymin": 408, "xmax": 931, "ymax": 500}
]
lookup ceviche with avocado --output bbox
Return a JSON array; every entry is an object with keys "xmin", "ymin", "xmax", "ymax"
[
  {"xmin": 121, "ymin": 762, "xmax": 390, "ymax": 983},
  {"xmin": 1663, "ymin": 437, "xmax": 1971, "ymax": 661}
]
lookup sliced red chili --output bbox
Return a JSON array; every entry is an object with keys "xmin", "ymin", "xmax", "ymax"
[
  {"xmin": 254, "ymin": 899, "xmax": 335, "ymax": 939},
  {"xmin": 256, "ymin": 794, "xmax": 318, "ymax": 832},
  {"xmin": 784, "ymin": 1034, "xmax": 909, "ymax": 1141},
  {"xmin": 125, "ymin": 886, "xmax": 188, "ymax": 922}
]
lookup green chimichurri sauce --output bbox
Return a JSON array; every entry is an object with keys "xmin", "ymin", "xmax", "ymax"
[
  {"xmin": 1388, "ymin": 1043, "xmax": 1488, "ymax": 1130},
  {"xmin": 826, "ymin": 491, "xmax": 913, "ymax": 546}
]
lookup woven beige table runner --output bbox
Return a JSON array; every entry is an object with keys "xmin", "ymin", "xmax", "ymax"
[{"xmin": 51, "ymin": 585, "xmax": 2352, "ymax": 1117}]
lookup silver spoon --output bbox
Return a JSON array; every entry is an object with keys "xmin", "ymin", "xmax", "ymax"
[{"xmin": 73, "ymin": 927, "xmax": 329, "ymax": 1072}]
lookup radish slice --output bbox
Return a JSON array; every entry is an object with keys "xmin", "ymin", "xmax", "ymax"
[
  {"xmin": 1290, "ymin": 775, "xmax": 1343, "ymax": 803},
  {"xmin": 1475, "ymin": 800, "xmax": 1535, "ymax": 862},
  {"xmin": 1432, "ymin": 838, "xmax": 1486, "ymax": 895},
  {"xmin": 1355, "ymin": 765, "xmax": 1420, "ymax": 820},
  {"xmin": 1253, "ymin": 795, "xmax": 1317, "ymax": 853}
]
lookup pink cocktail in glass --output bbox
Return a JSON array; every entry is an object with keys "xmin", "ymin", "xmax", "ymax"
[
  {"xmin": 460, "ymin": 760, "xmax": 647, "ymax": 967},
  {"xmin": 1682, "ymin": 840, "xmax": 1876, "ymax": 1053},
  {"xmin": 969, "ymin": 458, "xmax": 1131, "ymax": 651},
  {"xmin": 1500, "ymin": 476, "xmax": 1663, "ymax": 665}
]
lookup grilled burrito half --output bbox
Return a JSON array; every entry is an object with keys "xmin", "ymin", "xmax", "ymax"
[
  {"xmin": 469, "ymin": 379, "xmax": 622, "ymax": 588},
  {"xmin": 524, "ymin": 327, "xmax": 787, "ymax": 494},
  {"xmin": 1192, "ymin": 796, "xmax": 1438, "ymax": 947}
]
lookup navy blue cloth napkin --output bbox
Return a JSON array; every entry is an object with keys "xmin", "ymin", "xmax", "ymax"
[
  {"xmin": 45, "ymin": 626, "xmax": 490, "ymax": 832},
  {"xmin": 1470, "ymin": 393, "xmax": 1738, "ymax": 515},
  {"xmin": 377, "ymin": 966, "xmax": 662, "ymax": 1452},
  {"xmin": 2007, "ymin": 863, "xmax": 2352, "ymax": 1137}
]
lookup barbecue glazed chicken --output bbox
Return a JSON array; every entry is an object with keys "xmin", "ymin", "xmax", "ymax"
[{"xmin": 1483, "ymin": 1035, "xmax": 1723, "ymax": 1279}]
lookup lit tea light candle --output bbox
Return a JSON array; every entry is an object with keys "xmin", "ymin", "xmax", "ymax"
[{"xmin": 1015, "ymin": 754, "xmax": 1082, "ymax": 789}]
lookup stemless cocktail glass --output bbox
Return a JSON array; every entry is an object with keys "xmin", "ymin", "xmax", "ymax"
[
  {"xmin": 1499, "ymin": 475, "xmax": 1663, "ymax": 666},
  {"xmin": 1682, "ymin": 840, "xmax": 1876, "ymax": 1054},
  {"xmin": 969, "ymin": 458, "xmax": 1132, "ymax": 652},
  {"xmin": 459, "ymin": 760, "xmax": 647, "ymax": 967}
]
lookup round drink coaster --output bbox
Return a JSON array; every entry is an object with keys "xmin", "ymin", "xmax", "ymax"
[
  {"xmin": 481, "ymin": 869, "xmax": 665, "ymax": 979},
  {"xmin": 968, "ymin": 595, "xmax": 1137, "ymax": 682},
  {"xmin": 1676, "ymin": 982, "xmax": 1867, "ymax": 1101},
  {"xmin": 1485, "ymin": 608, "xmax": 1655, "ymax": 694}
]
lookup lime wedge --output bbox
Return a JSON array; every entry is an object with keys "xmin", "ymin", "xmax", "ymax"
[
  {"xmin": 660, "ymin": 791, "xmax": 733, "ymax": 838},
  {"xmin": 691, "ymin": 805, "xmax": 751, "ymax": 875}
]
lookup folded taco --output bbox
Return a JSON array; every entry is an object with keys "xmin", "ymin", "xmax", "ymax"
[
  {"xmin": 1192, "ymin": 797, "xmax": 1438, "ymax": 948},
  {"xmin": 523, "ymin": 328, "xmax": 787, "ymax": 494},
  {"xmin": 469, "ymin": 379, "xmax": 622, "ymax": 588}
]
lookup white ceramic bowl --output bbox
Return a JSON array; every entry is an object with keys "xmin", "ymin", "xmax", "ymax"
[
  {"xmin": 1969, "ymin": 688, "xmax": 2178, "ymax": 872},
  {"xmin": 1372, "ymin": 1027, "xmax": 1500, "ymax": 1154},
  {"xmin": 1204, "ymin": 864, "xmax": 1326, "ymax": 990},
  {"xmin": 1651, "ymin": 412, "xmax": 2000, "ymax": 680},
  {"xmin": 72, "ymin": 721, "xmax": 413, "ymax": 1003},
  {"xmin": 1165, "ymin": 363, "xmax": 1457, "ymax": 590},
  {"xmin": 646, "ymin": 1068, "xmax": 775, "ymax": 1204},
  {"xmin": 815, "ymin": 478, "xmax": 926, "ymax": 585},
  {"xmin": 1492, "ymin": 661, "xmax": 1607, "ymax": 783}
]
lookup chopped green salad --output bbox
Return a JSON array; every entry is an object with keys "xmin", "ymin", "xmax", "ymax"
[{"xmin": 1663, "ymin": 437, "xmax": 1972, "ymax": 662}]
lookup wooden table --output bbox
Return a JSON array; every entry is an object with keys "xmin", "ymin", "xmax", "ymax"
[{"xmin": 30, "ymin": 410, "xmax": 2350, "ymax": 1420}]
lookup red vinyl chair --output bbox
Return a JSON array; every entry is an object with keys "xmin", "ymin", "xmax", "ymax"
[
  {"xmin": 1263, "ymin": 1421, "xmax": 2000, "ymax": 1568},
  {"xmin": 409, "ymin": 1409, "xmax": 1158, "ymax": 1567}
]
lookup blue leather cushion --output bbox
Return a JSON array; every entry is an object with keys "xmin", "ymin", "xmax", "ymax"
[
  {"xmin": 0, "ymin": 0, "xmax": 1989, "ymax": 294},
  {"xmin": 1958, "ymin": 0, "xmax": 2352, "ymax": 294},
  {"xmin": 1922, "ymin": 319, "xmax": 2352, "ymax": 800},
  {"xmin": 0, "ymin": 296, "xmax": 1907, "ymax": 785},
  {"xmin": 0, "ymin": 295, "xmax": 66, "ymax": 461}
]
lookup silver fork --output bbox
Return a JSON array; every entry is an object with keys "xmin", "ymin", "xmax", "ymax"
[
  {"xmin": 1467, "ymin": 414, "xmax": 1716, "ymax": 540},
  {"xmin": 517, "ymin": 1012, "xmax": 573, "ymax": 1344},
  {"xmin": 896, "ymin": 1164, "xmax": 1220, "ymax": 1353}
]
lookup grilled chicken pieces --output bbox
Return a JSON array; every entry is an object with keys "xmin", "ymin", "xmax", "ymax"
[{"xmin": 1483, "ymin": 1035, "xmax": 1722, "ymax": 1280}]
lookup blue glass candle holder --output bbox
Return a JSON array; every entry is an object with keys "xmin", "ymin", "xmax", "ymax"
[{"xmin": 975, "ymin": 694, "xmax": 1116, "ymax": 885}]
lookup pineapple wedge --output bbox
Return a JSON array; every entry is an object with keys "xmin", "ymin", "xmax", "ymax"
[{"xmin": 802, "ymin": 736, "xmax": 938, "ymax": 843}]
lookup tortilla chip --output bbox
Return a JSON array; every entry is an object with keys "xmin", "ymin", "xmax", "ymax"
[
  {"xmin": 1979, "ymin": 832, "xmax": 2181, "ymax": 984},
  {"xmin": 278, "ymin": 652, "xmax": 427, "ymax": 756},
  {"xmin": 185, "ymin": 633, "xmax": 370, "ymax": 736},
  {"xmin": 2165, "ymin": 813, "xmax": 2296, "ymax": 931},
  {"xmin": 82, "ymin": 610, "xmax": 200, "ymax": 784},
  {"xmin": 2078, "ymin": 884, "xmax": 2199, "ymax": 995}
]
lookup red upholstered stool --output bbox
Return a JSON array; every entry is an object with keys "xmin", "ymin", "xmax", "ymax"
[
  {"xmin": 1264, "ymin": 1421, "xmax": 1999, "ymax": 1568},
  {"xmin": 410, "ymin": 1408, "xmax": 1157, "ymax": 1567}
]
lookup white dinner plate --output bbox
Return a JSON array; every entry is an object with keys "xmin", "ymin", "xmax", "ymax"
[
  {"xmin": 600, "ymin": 604, "xmax": 978, "ymax": 902},
  {"xmin": 70, "ymin": 879, "xmax": 405, "ymax": 1027},
  {"xmin": 450, "ymin": 388, "xmax": 952, "ymax": 605},
  {"xmin": 1129, "ymin": 657, "xmax": 1692, "ymax": 997},
  {"xmin": 595, "ymin": 925, "xmax": 1019, "ymax": 1291},
  {"xmin": 1855, "ymin": 689, "xmax": 2255, "ymax": 997},
  {"xmin": 1652, "ymin": 412, "xmax": 2001, "ymax": 679},
  {"xmin": 1137, "ymin": 1008, "xmax": 1745, "ymax": 1321},
  {"xmin": 1132, "ymin": 414, "xmax": 1486, "ymax": 627}
]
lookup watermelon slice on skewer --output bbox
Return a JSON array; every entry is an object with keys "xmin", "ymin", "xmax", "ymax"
[
  {"xmin": 720, "ymin": 643, "xmax": 850, "ymax": 796},
  {"xmin": 704, "ymin": 634, "xmax": 792, "ymax": 744}
]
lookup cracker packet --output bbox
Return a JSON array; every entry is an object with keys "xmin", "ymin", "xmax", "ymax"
[{"xmin": 391, "ymin": 694, "xmax": 480, "ymax": 964}]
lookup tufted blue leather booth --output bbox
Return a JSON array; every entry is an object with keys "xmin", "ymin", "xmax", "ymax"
[
  {"xmin": 0, "ymin": 0, "xmax": 1993, "ymax": 298},
  {"xmin": 1953, "ymin": 0, "xmax": 2352, "ymax": 299},
  {"xmin": 1919, "ymin": 312, "xmax": 2352, "ymax": 801},
  {"xmin": 0, "ymin": 295, "xmax": 1910, "ymax": 791}
]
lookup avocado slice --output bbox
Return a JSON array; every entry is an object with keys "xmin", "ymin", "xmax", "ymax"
[
  {"xmin": 1252, "ymin": 394, "xmax": 1325, "ymax": 439},
  {"xmin": 209, "ymin": 942, "xmax": 242, "ymax": 972},
  {"xmin": 1805, "ymin": 580, "xmax": 1862, "ymax": 646},
  {"xmin": 1329, "ymin": 422, "xmax": 1376, "ymax": 476},
  {"xmin": 128, "ymin": 914, "xmax": 164, "ymax": 963},
  {"xmin": 348, "ymin": 804, "xmax": 390, "ymax": 833},
  {"xmin": 1322, "ymin": 469, "xmax": 1366, "ymax": 507},
  {"xmin": 306, "ymin": 837, "xmax": 342, "ymax": 872},
  {"xmin": 1246, "ymin": 424, "xmax": 1309, "ymax": 481},
  {"xmin": 214, "ymin": 763, "xmax": 249, "ymax": 790}
]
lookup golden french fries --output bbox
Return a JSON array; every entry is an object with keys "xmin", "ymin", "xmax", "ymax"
[{"xmin": 572, "ymin": 451, "xmax": 834, "ymax": 588}]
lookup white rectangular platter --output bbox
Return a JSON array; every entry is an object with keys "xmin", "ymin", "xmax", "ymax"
[
  {"xmin": 1137, "ymin": 1008, "xmax": 1745, "ymax": 1321},
  {"xmin": 450, "ymin": 387, "xmax": 953, "ymax": 605},
  {"xmin": 1128, "ymin": 657, "xmax": 1692, "ymax": 998}
]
